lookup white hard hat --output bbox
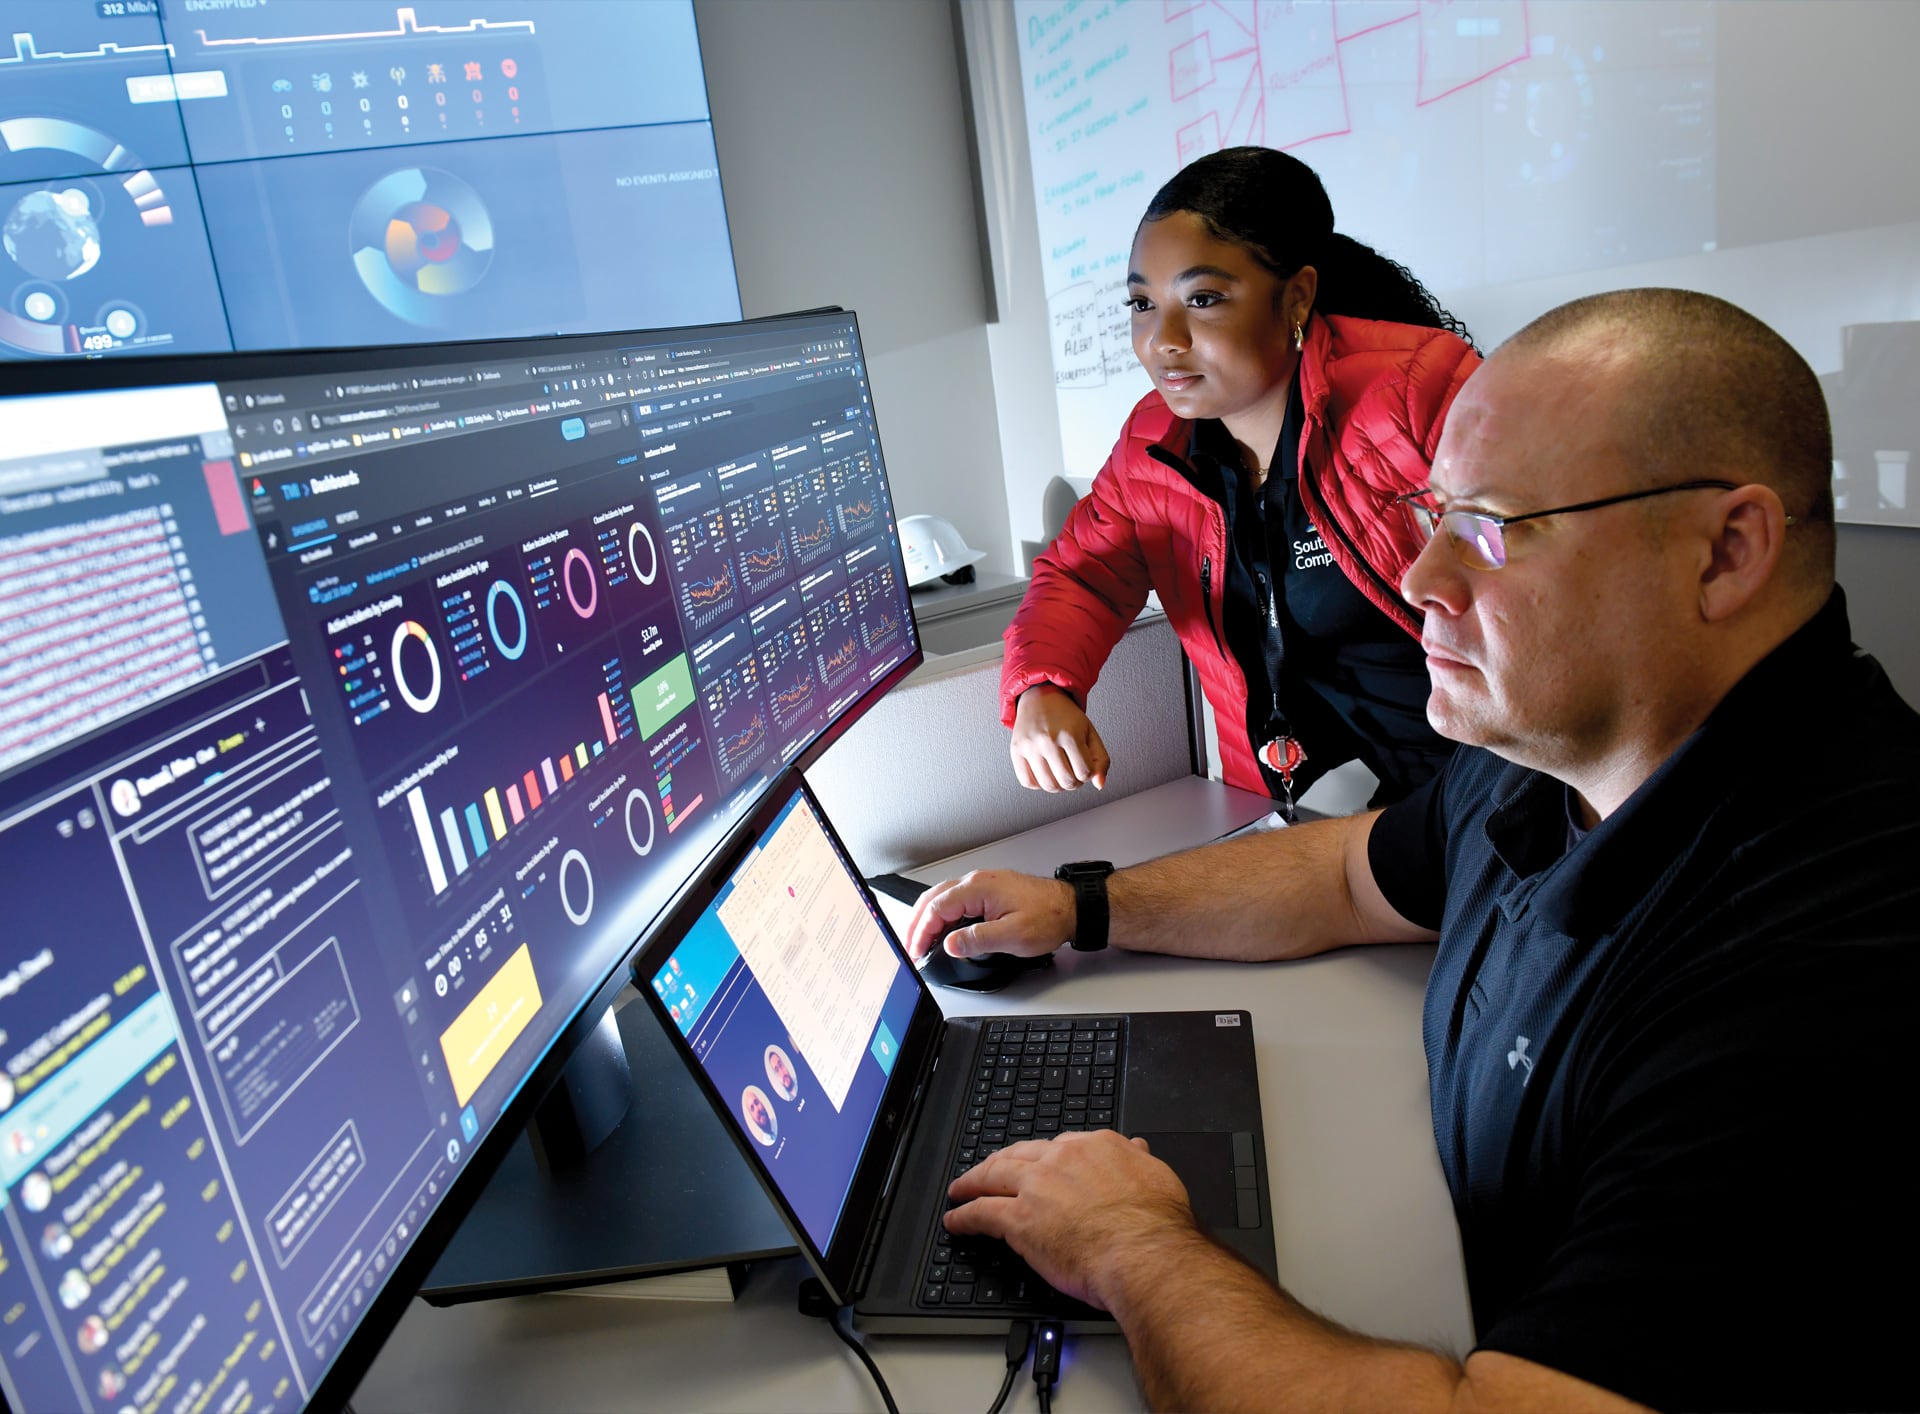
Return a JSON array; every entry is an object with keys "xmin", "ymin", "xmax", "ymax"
[{"xmin": 899, "ymin": 514, "xmax": 987, "ymax": 588}]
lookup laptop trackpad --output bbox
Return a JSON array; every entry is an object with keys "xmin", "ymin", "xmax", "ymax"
[{"xmin": 1132, "ymin": 1131, "xmax": 1237, "ymax": 1229}]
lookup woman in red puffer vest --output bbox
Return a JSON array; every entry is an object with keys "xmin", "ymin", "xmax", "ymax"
[{"xmin": 1002, "ymin": 147, "xmax": 1480, "ymax": 811}]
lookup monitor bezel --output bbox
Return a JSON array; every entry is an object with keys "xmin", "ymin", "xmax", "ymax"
[{"xmin": 0, "ymin": 308, "xmax": 925, "ymax": 1412}]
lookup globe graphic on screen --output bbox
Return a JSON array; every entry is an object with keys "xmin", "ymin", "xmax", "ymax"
[
  {"xmin": 349, "ymin": 168, "xmax": 494, "ymax": 327},
  {"xmin": 3, "ymin": 190, "xmax": 101, "ymax": 282}
]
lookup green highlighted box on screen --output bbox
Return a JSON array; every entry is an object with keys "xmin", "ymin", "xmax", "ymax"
[{"xmin": 633, "ymin": 653, "xmax": 695, "ymax": 738}]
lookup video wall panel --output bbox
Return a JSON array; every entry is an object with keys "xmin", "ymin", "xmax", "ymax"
[{"xmin": 0, "ymin": 0, "xmax": 739, "ymax": 360}]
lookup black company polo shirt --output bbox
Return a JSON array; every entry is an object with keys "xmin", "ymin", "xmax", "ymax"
[
  {"xmin": 1185, "ymin": 407, "xmax": 1446, "ymax": 804},
  {"xmin": 1367, "ymin": 588, "xmax": 1920, "ymax": 1411}
]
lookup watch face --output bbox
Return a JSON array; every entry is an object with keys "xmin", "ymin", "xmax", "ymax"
[{"xmin": 1058, "ymin": 860, "xmax": 1112, "ymax": 879}]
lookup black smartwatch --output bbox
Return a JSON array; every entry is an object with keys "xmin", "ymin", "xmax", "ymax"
[{"xmin": 1053, "ymin": 860, "xmax": 1115, "ymax": 951}]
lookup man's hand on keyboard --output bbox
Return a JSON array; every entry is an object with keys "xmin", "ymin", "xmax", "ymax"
[
  {"xmin": 942, "ymin": 1131, "xmax": 1202, "ymax": 1312},
  {"xmin": 905, "ymin": 870, "xmax": 1075, "ymax": 962}
]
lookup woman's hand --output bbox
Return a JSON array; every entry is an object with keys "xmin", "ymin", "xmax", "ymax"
[{"xmin": 1010, "ymin": 684, "xmax": 1110, "ymax": 792}]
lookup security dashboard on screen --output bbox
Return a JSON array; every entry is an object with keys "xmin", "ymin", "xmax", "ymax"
[
  {"xmin": 0, "ymin": 311, "xmax": 918, "ymax": 1411},
  {"xmin": 0, "ymin": 0, "xmax": 739, "ymax": 359}
]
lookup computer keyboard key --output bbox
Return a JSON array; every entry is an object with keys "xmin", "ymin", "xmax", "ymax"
[
  {"xmin": 978, "ymin": 1277, "xmax": 1004, "ymax": 1305},
  {"xmin": 946, "ymin": 1285, "xmax": 975, "ymax": 1305},
  {"xmin": 949, "ymin": 1264, "xmax": 977, "ymax": 1283},
  {"xmin": 928, "ymin": 1265, "xmax": 948, "ymax": 1284},
  {"xmin": 923, "ymin": 1285, "xmax": 946, "ymax": 1306},
  {"xmin": 1066, "ymin": 1067, "xmax": 1090, "ymax": 1095}
]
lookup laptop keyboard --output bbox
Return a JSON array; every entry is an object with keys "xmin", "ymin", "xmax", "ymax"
[{"xmin": 918, "ymin": 1015, "xmax": 1126, "ymax": 1309}]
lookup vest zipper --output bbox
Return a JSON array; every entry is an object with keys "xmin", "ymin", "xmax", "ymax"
[
  {"xmin": 1143, "ymin": 439, "xmax": 1232, "ymax": 656},
  {"xmin": 1200, "ymin": 554, "xmax": 1221, "ymax": 651}
]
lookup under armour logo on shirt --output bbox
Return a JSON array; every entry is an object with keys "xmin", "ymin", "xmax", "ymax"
[{"xmin": 1507, "ymin": 1035, "xmax": 1534, "ymax": 1083}]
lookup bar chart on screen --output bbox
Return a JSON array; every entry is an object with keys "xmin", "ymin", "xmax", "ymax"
[{"xmin": 396, "ymin": 653, "xmax": 637, "ymax": 901}]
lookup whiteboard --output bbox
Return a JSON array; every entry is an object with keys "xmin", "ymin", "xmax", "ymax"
[{"xmin": 1011, "ymin": 0, "xmax": 1920, "ymax": 527}]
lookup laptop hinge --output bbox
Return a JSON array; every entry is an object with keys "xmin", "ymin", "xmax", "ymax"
[{"xmin": 852, "ymin": 1021, "xmax": 951, "ymax": 1294}]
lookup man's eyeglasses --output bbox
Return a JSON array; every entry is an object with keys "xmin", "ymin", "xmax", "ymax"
[{"xmin": 1394, "ymin": 480, "xmax": 1744, "ymax": 571}]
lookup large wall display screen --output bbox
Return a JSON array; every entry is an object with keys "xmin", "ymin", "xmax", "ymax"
[
  {"xmin": 0, "ymin": 0, "xmax": 739, "ymax": 360},
  {"xmin": 0, "ymin": 310, "xmax": 918, "ymax": 1411}
]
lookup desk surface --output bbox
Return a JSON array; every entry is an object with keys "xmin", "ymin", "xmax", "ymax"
[{"xmin": 352, "ymin": 780, "xmax": 1472, "ymax": 1412}]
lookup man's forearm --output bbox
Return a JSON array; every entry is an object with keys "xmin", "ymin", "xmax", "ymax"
[
  {"xmin": 1103, "ymin": 1228, "xmax": 1465, "ymax": 1414},
  {"xmin": 1105, "ymin": 811, "xmax": 1398, "ymax": 962}
]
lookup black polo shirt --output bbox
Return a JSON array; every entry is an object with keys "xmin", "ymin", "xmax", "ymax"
[
  {"xmin": 1368, "ymin": 588, "xmax": 1920, "ymax": 1410},
  {"xmin": 1186, "ymin": 396, "xmax": 1447, "ymax": 804}
]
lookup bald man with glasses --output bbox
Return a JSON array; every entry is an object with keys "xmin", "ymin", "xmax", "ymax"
[{"xmin": 907, "ymin": 289, "xmax": 1920, "ymax": 1412}]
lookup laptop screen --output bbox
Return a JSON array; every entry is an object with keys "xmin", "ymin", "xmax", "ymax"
[{"xmin": 645, "ymin": 781, "xmax": 923, "ymax": 1250}]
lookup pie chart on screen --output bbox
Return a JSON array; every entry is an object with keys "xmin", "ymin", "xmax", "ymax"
[{"xmin": 349, "ymin": 167, "xmax": 493, "ymax": 326}]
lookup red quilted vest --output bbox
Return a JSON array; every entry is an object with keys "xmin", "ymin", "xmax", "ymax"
[{"xmin": 1001, "ymin": 314, "xmax": 1480, "ymax": 793}]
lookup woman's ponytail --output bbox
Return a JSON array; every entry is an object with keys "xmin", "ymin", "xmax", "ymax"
[{"xmin": 1140, "ymin": 147, "xmax": 1473, "ymax": 347}]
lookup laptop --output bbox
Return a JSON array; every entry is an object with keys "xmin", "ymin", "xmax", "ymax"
[{"xmin": 631, "ymin": 771, "xmax": 1277, "ymax": 1332}]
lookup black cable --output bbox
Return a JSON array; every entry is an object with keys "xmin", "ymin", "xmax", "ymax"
[
  {"xmin": 987, "ymin": 1319, "xmax": 1034, "ymax": 1414},
  {"xmin": 829, "ymin": 1304, "xmax": 900, "ymax": 1414},
  {"xmin": 798, "ymin": 1277, "xmax": 898, "ymax": 1414},
  {"xmin": 1033, "ymin": 1319, "xmax": 1065, "ymax": 1412}
]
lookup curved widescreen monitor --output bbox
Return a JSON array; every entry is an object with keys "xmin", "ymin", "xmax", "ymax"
[
  {"xmin": 0, "ymin": 0, "xmax": 739, "ymax": 360},
  {"xmin": 0, "ymin": 309, "xmax": 921, "ymax": 1411}
]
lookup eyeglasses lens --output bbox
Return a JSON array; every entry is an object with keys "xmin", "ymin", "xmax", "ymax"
[
  {"xmin": 1407, "ymin": 498, "xmax": 1508, "ymax": 570},
  {"xmin": 1447, "ymin": 512, "xmax": 1506, "ymax": 571}
]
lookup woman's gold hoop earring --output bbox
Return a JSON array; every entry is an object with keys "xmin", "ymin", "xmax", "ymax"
[{"xmin": 1292, "ymin": 322, "xmax": 1304, "ymax": 353}]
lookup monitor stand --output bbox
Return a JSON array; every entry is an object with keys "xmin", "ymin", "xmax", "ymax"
[{"xmin": 418, "ymin": 997, "xmax": 795, "ymax": 1303}]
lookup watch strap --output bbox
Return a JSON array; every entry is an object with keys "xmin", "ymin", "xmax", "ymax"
[{"xmin": 1054, "ymin": 861, "xmax": 1113, "ymax": 952}]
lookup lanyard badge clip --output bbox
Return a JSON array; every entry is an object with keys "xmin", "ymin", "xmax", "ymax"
[{"xmin": 1257, "ymin": 735, "xmax": 1306, "ymax": 821}]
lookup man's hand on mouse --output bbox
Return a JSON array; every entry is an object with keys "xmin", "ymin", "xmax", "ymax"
[
  {"xmin": 944, "ymin": 1131, "xmax": 1202, "ymax": 1311},
  {"xmin": 906, "ymin": 870, "xmax": 1076, "ymax": 963}
]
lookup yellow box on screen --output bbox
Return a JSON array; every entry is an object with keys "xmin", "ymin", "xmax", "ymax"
[{"xmin": 439, "ymin": 944, "xmax": 542, "ymax": 1107}]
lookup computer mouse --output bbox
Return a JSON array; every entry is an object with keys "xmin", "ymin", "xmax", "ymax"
[{"xmin": 919, "ymin": 919, "xmax": 1053, "ymax": 993}]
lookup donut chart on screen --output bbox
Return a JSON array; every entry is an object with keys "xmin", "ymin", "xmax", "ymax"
[
  {"xmin": 562, "ymin": 546, "xmax": 598, "ymax": 619},
  {"xmin": 559, "ymin": 848, "xmax": 594, "ymax": 925},
  {"xmin": 485, "ymin": 579, "xmax": 528, "ymax": 660},
  {"xmin": 627, "ymin": 522, "xmax": 658, "ymax": 586},
  {"xmin": 390, "ymin": 619, "xmax": 443, "ymax": 713},
  {"xmin": 348, "ymin": 167, "xmax": 494, "ymax": 327},
  {"xmin": 624, "ymin": 787, "xmax": 655, "ymax": 857}
]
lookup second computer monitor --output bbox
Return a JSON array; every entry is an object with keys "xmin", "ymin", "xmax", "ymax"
[{"xmin": 0, "ymin": 309, "xmax": 920, "ymax": 1411}]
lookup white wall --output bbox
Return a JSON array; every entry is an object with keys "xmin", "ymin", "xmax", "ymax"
[
  {"xmin": 694, "ymin": 0, "xmax": 1016, "ymax": 576},
  {"xmin": 957, "ymin": 0, "xmax": 1074, "ymax": 559}
]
